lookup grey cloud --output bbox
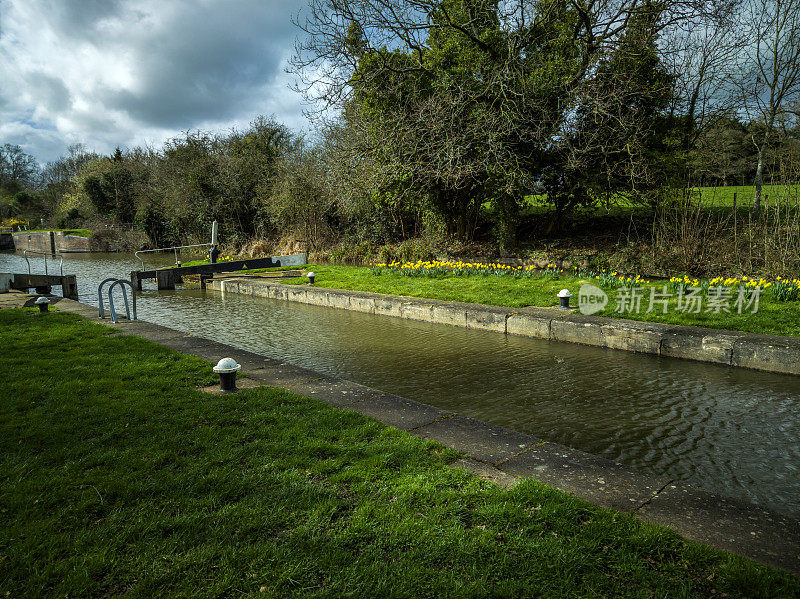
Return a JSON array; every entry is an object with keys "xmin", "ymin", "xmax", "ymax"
[
  {"xmin": 25, "ymin": 72, "xmax": 73, "ymax": 112},
  {"xmin": 1, "ymin": 0, "xmax": 310, "ymax": 163},
  {"xmin": 68, "ymin": 108, "xmax": 119, "ymax": 133},
  {"xmin": 49, "ymin": 0, "xmax": 127, "ymax": 37},
  {"xmin": 107, "ymin": 3, "xmax": 299, "ymax": 128}
]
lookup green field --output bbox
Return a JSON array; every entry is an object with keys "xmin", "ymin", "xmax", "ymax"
[
  {"xmin": 1, "ymin": 308, "xmax": 797, "ymax": 596},
  {"xmin": 693, "ymin": 185, "xmax": 799, "ymax": 208},
  {"xmin": 521, "ymin": 185, "xmax": 799, "ymax": 213}
]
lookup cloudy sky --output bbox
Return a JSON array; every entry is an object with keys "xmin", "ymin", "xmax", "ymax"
[{"xmin": 0, "ymin": 0, "xmax": 311, "ymax": 164}]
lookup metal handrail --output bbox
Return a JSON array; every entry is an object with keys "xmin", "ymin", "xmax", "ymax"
[
  {"xmin": 98, "ymin": 277, "xmax": 119, "ymax": 319},
  {"xmin": 135, "ymin": 243, "xmax": 213, "ymax": 269},
  {"xmin": 23, "ymin": 250, "xmax": 63, "ymax": 276},
  {"xmin": 108, "ymin": 280, "xmax": 136, "ymax": 323}
]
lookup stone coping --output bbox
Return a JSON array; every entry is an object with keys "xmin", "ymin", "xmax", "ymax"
[
  {"xmin": 15, "ymin": 293, "xmax": 794, "ymax": 576},
  {"xmin": 208, "ymin": 278, "xmax": 800, "ymax": 376}
]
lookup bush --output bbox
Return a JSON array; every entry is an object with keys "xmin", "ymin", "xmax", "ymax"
[
  {"xmin": 376, "ymin": 244, "xmax": 398, "ymax": 264},
  {"xmin": 330, "ymin": 239, "xmax": 374, "ymax": 265},
  {"xmin": 241, "ymin": 238, "xmax": 273, "ymax": 258},
  {"xmin": 89, "ymin": 228, "xmax": 121, "ymax": 252},
  {"xmin": 58, "ymin": 208, "xmax": 84, "ymax": 230},
  {"xmin": 398, "ymin": 238, "xmax": 434, "ymax": 263},
  {"xmin": 134, "ymin": 205, "xmax": 178, "ymax": 248}
]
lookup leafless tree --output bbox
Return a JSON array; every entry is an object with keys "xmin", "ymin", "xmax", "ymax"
[
  {"xmin": 661, "ymin": 3, "xmax": 743, "ymax": 152},
  {"xmin": 734, "ymin": 0, "xmax": 800, "ymax": 209},
  {"xmin": 40, "ymin": 144, "xmax": 98, "ymax": 189},
  {"xmin": 0, "ymin": 144, "xmax": 39, "ymax": 190}
]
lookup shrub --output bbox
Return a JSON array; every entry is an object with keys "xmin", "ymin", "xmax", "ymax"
[
  {"xmin": 398, "ymin": 238, "xmax": 434, "ymax": 263},
  {"xmin": 88, "ymin": 228, "xmax": 121, "ymax": 252},
  {"xmin": 377, "ymin": 244, "xmax": 398, "ymax": 264},
  {"xmin": 330, "ymin": 240, "xmax": 374, "ymax": 265}
]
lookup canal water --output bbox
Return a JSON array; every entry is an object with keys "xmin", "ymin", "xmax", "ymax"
[{"xmin": 3, "ymin": 251, "xmax": 800, "ymax": 516}]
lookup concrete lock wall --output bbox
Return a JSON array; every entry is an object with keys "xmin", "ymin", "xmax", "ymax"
[
  {"xmin": 11, "ymin": 231, "xmax": 54, "ymax": 254},
  {"xmin": 9, "ymin": 231, "xmax": 91, "ymax": 253},
  {"xmin": 208, "ymin": 278, "xmax": 800, "ymax": 377},
  {"xmin": 53, "ymin": 232, "xmax": 91, "ymax": 252}
]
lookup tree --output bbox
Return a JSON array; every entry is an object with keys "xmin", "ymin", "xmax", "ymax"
[
  {"xmin": 293, "ymin": 0, "xmax": 723, "ymax": 244},
  {"xmin": 690, "ymin": 113, "xmax": 754, "ymax": 186},
  {"xmin": 103, "ymin": 149, "xmax": 136, "ymax": 223},
  {"xmin": 217, "ymin": 116, "xmax": 297, "ymax": 239},
  {"xmin": 0, "ymin": 144, "xmax": 40, "ymax": 223},
  {"xmin": 154, "ymin": 118, "xmax": 297, "ymax": 243},
  {"xmin": 266, "ymin": 144, "xmax": 337, "ymax": 249},
  {"xmin": 734, "ymin": 0, "xmax": 800, "ymax": 210},
  {"xmin": 0, "ymin": 144, "xmax": 38, "ymax": 195},
  {"xmin": 38, "ymin": 144, "xmax": 99, "ymax": 221},
  {"xmin": 563, "ymin": 3, "xmax": 677, "ymax": 216},
  {"xmin": 660, "ymin": 2, "xmax": 743, "ymax": 156}
]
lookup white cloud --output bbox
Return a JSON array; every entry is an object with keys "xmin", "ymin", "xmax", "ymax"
[{"xmin": 0, "ymin": 0, "xmax": 310, "ymax": 163}]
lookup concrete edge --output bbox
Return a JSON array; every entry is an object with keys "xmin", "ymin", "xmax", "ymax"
[
  {"xmin": 207, "ymin": 278, "xmax": 800, "ymax": 377},
  {"xmin": 22, "ymin": 295, "xmax": 800, "ymax": 576}
]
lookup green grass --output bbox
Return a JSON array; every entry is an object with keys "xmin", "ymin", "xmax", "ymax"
[
  {"xmin": 175, "ymin": 257, "xmax": 220, "ymax": 268},
  {"xmin": 694, "ymin": 185, "xmax": 799, "ymax": 207},
  {"xmin": 283, "ymin": 264, "xmax": 800, "ymax": 337},
  {"xmin": 1, "ymin": 309, "xmax": 797, "ymax": 597},
  {"xmin": 24, "ymin": 228, "xmax": 92, "ymax": 237},
  {"xmin": 290, "ymin": 264, "xmax": 569, "ymax": 307},
  {"xmin": 521, "ymin": 185, "xmax": 798, "ymax": 213},
  {"xmin": 62, "ymin": 228, "xmax": 92, "ymax": 238}
]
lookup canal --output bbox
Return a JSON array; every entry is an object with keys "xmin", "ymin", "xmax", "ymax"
[{"xmin": 3, "ymin": 251, "xmax": 799, "ymax": 517}]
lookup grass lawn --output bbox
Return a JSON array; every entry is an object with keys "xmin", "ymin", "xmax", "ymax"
[
  {"xmin": 694, "ymin": 185, "xmax": 799, "ymax": 207},
  {"xmin": 282, "ymin": 265, "xmax": 800, "ymax": 338},
  {"xmin": 521, "ymin": 185, "xmax": 798, "ymax": 213},
  {"xmin": 1, "ymin": 309, "xmax": 798, "ymax": 597},
  {"xmin": 24, "ymin": 228, "xmax": 93, "ymax": 237}
]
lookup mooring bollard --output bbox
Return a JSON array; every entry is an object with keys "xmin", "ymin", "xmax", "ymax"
[
  {"xmin": 213, "ymin": 357, "xmax": 241, "ymax": 392},
  {"xmin": 307, "ymin": 272, "xmax": 315, "ymax": 285},
  {"xmin": 557, "ymin": 289, "xmax": 572, "ymax": 309},
  {"xmin": 35, "ymin": 296, "xmax": 50, "ymax": 313}
]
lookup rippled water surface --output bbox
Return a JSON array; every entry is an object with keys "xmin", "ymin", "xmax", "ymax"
[{"xmin": 3, "ymin": 251, "xmax": 800, "ymax": 515}]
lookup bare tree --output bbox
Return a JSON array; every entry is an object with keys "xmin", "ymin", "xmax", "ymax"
[
  {"xmin": 0, "ymin": 144, "xmax": 39, "ymax": 190},
  {"xmin": 661, "ymin": 4, "xmax": 743, "ymax": 153},
  {"xmin": 734, "ymin": 0, "xmax": 800, "ymax": 209},
  {"xmin": 40, "ymin": 144, "xmax": 98, "ymax": 188}
]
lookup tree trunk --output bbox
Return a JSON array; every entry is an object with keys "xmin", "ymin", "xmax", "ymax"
[
  {"xmin": 496, "ymin": 193, "xmax": 519, "ymax": 250},
  {"xmin": 753, "ymin": 145, "xmax": 764, "ymax": 212}
]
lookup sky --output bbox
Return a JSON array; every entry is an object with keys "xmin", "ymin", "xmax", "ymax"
[{"xmin": 0, "ymin": 0, "xmax": 311, "ymax": 164}]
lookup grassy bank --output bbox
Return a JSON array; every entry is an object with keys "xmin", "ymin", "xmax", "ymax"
[
  {"xmin": 23, "ymin": 228, "xmax": 93, "ymax": 237},
  {"xmin": 281, "ymin": 264, "xmax": 800, "ymax": 338},
  {"xmin": 1, "ymin": 309, "xmax": 797, "ymax": 596}
]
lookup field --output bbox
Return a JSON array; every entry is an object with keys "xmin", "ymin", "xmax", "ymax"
[{"xmin": 521, "ymin": 185, "xmax": 799, "ymax": 214}]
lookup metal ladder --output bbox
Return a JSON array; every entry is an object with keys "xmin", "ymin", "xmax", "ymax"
[
  {"xmin": 98, "ymin": 278, "xmax": 137, "ymax": 323},
  {"xmin": 23, "ymin": 250, "xmax": 63, "ymax": 276}
]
